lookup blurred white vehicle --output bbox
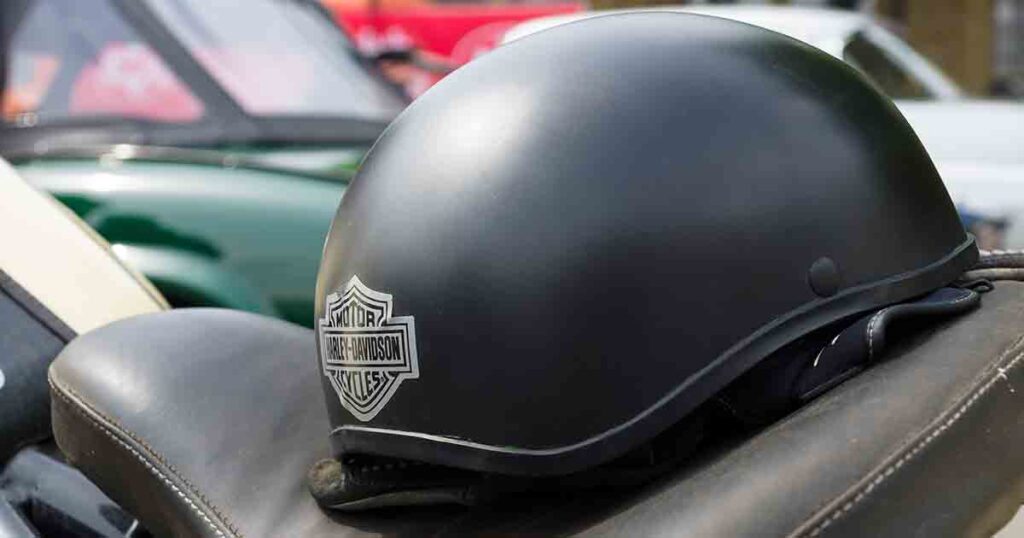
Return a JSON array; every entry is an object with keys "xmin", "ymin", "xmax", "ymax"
[{"xmin": 503, "ymin": 6, "xmax": 1024, "ymax": 248}]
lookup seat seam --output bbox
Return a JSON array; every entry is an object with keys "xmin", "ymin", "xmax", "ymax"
[
  {"xmin": 793, "ymin": 332, "xmax": 1024, "ymax": 537},
  {"xmin": 49, "ymin": 376, "xmax": 242, "ymax": 538},
  {"xmin": 790, "ymin": 325, "xmax": 1024, "ymax": 530}
]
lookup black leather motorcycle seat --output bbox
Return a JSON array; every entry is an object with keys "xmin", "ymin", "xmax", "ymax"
[{"xmin": 49, "ymin": 283, "xmax": 1024, "ymax": 537}]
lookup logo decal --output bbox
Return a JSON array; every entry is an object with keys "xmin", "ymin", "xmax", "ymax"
[{"xmin": 319, "ymin": 276, "xmax": 419, "ymax": 422}]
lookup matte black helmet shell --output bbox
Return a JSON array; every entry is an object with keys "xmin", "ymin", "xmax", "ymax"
[{"xmin": 315, "ymin": 12, "xmax": 976, "ymax": 475}]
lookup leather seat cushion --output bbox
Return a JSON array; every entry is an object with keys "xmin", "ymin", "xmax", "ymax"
[{"xmin": 50, "ymin": 283, "xmax": 1024, "ymax": 537}]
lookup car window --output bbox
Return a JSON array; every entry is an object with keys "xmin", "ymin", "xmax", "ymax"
[
  {"xmin": 2, "ymin": 0, "xmax": 205, "ymax": 125},
  {"xmin": 146, "ymin": 0, "xmax": 401, "ymax": 119},
  {"xmin": 842, "ymin": 31, "xmax": 931, "ymax": 100}
]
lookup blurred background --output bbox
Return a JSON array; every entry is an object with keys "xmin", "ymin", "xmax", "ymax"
[
  {"xmin": 0, "ymin": 0, "xmax": 1020, "ymax": 329},
  {"xmin": 321, "ymin": 0, "xmax": 1024, "ymax": 100}
]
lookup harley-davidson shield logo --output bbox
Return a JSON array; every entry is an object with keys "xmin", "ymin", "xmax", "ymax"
[{"xmin": 319, "ymin": 276, "xmax": 419, "ymax": 422}]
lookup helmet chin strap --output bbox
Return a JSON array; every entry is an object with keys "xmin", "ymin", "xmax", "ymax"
[{"xmin": 716, "ymin": 286, "xmax": 981, "ymax": 427}]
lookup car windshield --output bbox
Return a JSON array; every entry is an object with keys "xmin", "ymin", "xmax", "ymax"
[
  {"xmin": 2, "ymin": 0, "xmax": 206, "ymax": 125},
  {"xmin": 843, "ymin": 31, "xmax": 931, "ymax": 100},
  {"xmin": 144, "ymin": 0, "xmax": 399, "ymax": 119},
  {"xmin": 1, "ymin": 0, "xmax": 402, "ymax": 149}
]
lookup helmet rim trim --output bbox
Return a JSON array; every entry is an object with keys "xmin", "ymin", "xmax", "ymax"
[{"xmin": 329, "ymin": 236, "xmax": 978, "ymax": 476}]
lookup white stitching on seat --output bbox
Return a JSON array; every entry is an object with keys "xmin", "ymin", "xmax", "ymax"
[
  {"xmin": 50, "ymin": 380, "xmax": 236, "ymax": 538},
  {"xmin": 801, "ymin": 336, "xmax": 1024, "ymax": 537}
]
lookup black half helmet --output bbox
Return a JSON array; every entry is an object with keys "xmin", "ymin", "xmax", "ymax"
[{"xmin": 314, "ymin": 12, "xmax": 977, "ymax": 476}]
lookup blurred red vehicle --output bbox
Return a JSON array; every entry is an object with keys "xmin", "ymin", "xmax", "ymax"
[{"xmin": 323, "ymin": 0, "xmax": 582, "ymax": 96}]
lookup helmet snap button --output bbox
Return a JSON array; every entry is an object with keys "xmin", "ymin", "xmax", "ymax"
[{"xmin": 808, "ymin": 257, "xmax": 840, "ymax": 298}]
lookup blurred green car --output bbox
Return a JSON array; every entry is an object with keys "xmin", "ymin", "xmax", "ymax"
[{"xmin": 1, "ymin": 0, "xmax": 406, "ymax": 327}]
